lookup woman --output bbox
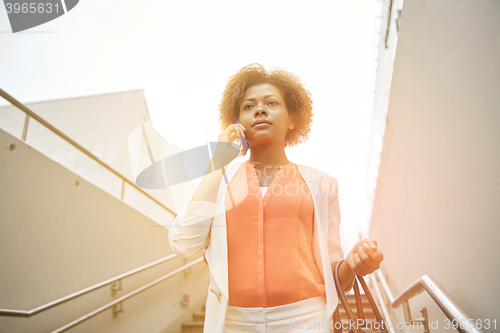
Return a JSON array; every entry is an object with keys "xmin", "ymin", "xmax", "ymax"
[{"xmin": 169, "ymin": 64, "xmax": 384, "ymax": 333}]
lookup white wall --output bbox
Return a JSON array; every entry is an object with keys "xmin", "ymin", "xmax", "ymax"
[
  {"xmin": 367, "ymin": 0, "xmax": 404, "ymax": 226},
  {"xmin": 0, "ymin": 90, "xmax": 197, "ymax": 226},
  {"xmin": 370, "ymin": 1, "xmax": 500, "ymax": 332}
]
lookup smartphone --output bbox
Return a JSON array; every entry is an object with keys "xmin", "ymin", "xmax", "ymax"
[{"xmin": 235, "ymin": 120, "xmax": 248, "ymax": 151}]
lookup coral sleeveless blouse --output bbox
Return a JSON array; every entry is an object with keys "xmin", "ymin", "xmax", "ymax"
[{"xmin": 225, "ymin": 160, "xmax": 326, "ymax": 308}]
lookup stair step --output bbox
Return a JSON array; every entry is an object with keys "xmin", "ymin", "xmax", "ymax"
[
  {"xmin": 193, "ymin": 311, "xmax": 205, "ymax": 322},
  {"xmin": 346, "ymin": 294, "xmax": 368, "ymax": 299},
  {"xmin": 339, "ymin": 312, "xmax": 376, "ymax": 319},
  {"xmin": 335, "ymin": 319, "xmax": 384, "ymax": 332},
  {"xmin": 339, "ymin": 313, "xmax": 377, "ymax": 320},
  {"xmin": 338, "ymin": 294, "xmax": 379, "ymax": 322},
  {"xmin": 345, "ymin": 295, "xmax": 370, "ymax": 302},
  {"xmin": 339, "ymin": 303, "xmax": 374, "ymax": 310},
  {"xmin": 181, "ymin": 321, "xmax": 204, "ymax": 333},
  {"xmin": 345, "ymin": 299, "xmax": 370, "ymax": 303},
  {"xmin": 339, "ymin": 306, "xmax": 374, "ymax": 312}
]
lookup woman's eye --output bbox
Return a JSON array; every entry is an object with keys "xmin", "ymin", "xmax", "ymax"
[
  {"xmin": 268, "ymin": 100, "xmax": 277, "ymax": 106},
  {"xmin": 245, "ymin": 104, "xmax": 253, "ymax": 110}
]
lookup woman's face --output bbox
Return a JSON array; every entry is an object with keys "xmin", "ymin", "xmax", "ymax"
[{"xmin": 238, "ymin": 83, "xmax": 293, "ymax": 146}]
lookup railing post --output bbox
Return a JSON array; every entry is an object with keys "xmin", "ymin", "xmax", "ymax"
[
  {"xmin": 402, "ymin": 300, "xmax": 429, "ymax": 333},
  {"xmin": 121, "ymin": 179, "xmax": 125, "ymax": 200},
  {"xmin": 22, "ymin": 113, "xmax": 30, "ymax": 141},
  {"xmin": 112, "ymin": 302, "xmax": 123, "ymax": 318},
  {"xmin": 111, "ymin": 279, "xmax": 122, "ymax": 297},
  {"xmin": 183, "ymin": 258, "xmax": 191, "ymax": 277}
]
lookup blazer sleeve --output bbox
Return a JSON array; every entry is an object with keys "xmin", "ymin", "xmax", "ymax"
[
  {"xmin": 168, "ymin": 200, "xmax": 216, "ymax": 258},
  {"xmin": 327, "ymin": 176, "xmax": 344, "ymax": 264},
  {"xmin": 328, "ymin": 177, "xmax": 355, "ymax": 293}
]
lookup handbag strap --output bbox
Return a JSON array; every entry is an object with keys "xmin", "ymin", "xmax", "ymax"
[
  {"xmin": 353, "ymin": 279, "xmax": 366, "ymax": 323},
  {"xmin": 333, "ymin": 260, "xmax": 389, "ymax": 333},
  {"xmin": 356, "ymin": 272, "xmax": 388, "ymax": 332},
  {"xmin": 333, "ymin": 260, "xmax": 363, "ymax": 333},
  {"xmin": 333, "ymin": 306, "xmax": 342, "ymax": 333}
]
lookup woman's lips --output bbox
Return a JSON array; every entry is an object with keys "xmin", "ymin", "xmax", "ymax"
[{"xmin": 253, "ymin": 123, "xmax": 271, "ymax": 129}]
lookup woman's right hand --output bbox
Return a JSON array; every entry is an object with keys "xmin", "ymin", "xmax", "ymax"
[
  {"xmin": 191, "ymin": 123, "xmax": 248, "ymax": 203},
  {"xmin": 218, "ymin": 123, "xmax": 247, "ymax": 157}
]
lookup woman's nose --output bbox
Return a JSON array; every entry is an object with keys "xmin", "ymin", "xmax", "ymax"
[{"xmin": 255, "ymin": 105, "xmax": 266, "ymax": 115}]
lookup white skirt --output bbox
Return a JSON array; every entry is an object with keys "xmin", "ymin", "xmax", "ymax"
[{"xmin": 224, "ymin": 295, "xmax": 332, "ymax": 333}]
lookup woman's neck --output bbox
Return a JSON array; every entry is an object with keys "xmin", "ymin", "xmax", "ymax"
[{"xmin": 247, "ymin": 140, "xmax": 289, "ymax": 168}]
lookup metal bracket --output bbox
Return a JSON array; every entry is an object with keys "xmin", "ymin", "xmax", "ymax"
[
  {"xmin": 111, "ymin": 279, "xmax": 122, "ymax": 296},
  {"xmin": 112, "ymin": 301, "xmax": 123, "ymax": 318},
  {"xmin": 180, "ymin": 293, "xmax": 190, "ymax": 307},
  {"xmin": 402, "ymin": 301, "xmax": 430, "ymax": 333},
  {"xmin": 183, "ymin": 258, "xmax": 191, "ymax": 277}
]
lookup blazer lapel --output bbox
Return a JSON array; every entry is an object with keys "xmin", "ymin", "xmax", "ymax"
[
  {"xmin": 297, "ymin": 164, "xmax": 338, "ymax": 318},
  {"xmin": 296, "ymin": 164, "xmax": 327, "ymax": 279}
]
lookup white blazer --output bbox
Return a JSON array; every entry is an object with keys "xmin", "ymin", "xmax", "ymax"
[{"xmin": 168, "ymin": 161, "xmax": 344, "ymax": 333}]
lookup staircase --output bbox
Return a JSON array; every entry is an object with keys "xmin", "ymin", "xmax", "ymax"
[
  {"xmin": 337, "ymin": 294, "xmax": 381, "ymax": 331},
  {"xmin": 181, "ymin": 303, "xmax": 206, "ymax": 333},
  {"xmin": 180, "ymin": 294, "xmax": 382, "ymax": 332}
]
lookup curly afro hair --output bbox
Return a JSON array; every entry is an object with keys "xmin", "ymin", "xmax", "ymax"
[{"xmin": 218, "ymin": 63, "xmax": 313, "ymax": 148}]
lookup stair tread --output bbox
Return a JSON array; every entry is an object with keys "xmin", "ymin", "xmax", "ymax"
[
  {"xmin": 192, "ymin": 312, "xmax": 205, "ymax": 322},
  {"xmin": 340, "ymin": 313, "xmax": 376, "ymax": 317},
  {"xmin": 182, "ymin": 322, "xmax": 204, "ymax": 326},
  {"xmin": 339, "ymin": 306, "xmax": 373, "ymax": 313}
]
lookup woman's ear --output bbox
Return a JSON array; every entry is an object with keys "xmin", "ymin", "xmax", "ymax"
[{"xmin": 288, "ymin": 116, "xmax": 295, "ymax": 130}]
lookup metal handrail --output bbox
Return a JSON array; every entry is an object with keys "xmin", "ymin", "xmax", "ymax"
[
  {"xmin": 373, "ymin": 270, "xmax": 484, "ymax": 333},
  {"xmin": 0, "ymin": 88, "xmax": 176, "ymax": 217},
  {"xmin": 0, "ymin": 254, "xmax": 178, "ymax": 317},
  {"xmin": 51, "ymin": 256, "xmax": 205, "ymax": 333},
  {"xmin": 391, "ymin": 275, "xmax": 484, "ymax": 333},
  {"xmin": 0, "ymin": 89, "xmax": 200, "ymax": 331}
]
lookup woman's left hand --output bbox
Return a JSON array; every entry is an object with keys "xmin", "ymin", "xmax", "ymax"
[{"xmin": 345, "ymin": 239, "xmax": 384, "ymax": 276}]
